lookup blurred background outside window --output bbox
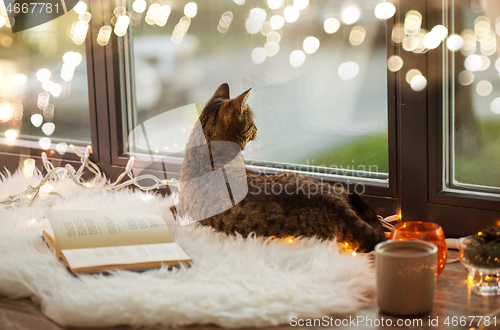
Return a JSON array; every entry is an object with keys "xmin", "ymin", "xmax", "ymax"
[
  {"xmin": 124, "ymin": 0, "xmax": 392, "ymax": 177},
  {"xmin": 450, "ymin": 0, "xmax": 500, "ymax": 191},
  {"xmin": 0, "ymin": 1, "xmax": 91, "ymax": 155}
]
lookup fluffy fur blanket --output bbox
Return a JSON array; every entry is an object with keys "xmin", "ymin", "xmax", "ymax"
[{"xmin": 0, "ymin": 170, "xmax": 376, "ymax": 328}]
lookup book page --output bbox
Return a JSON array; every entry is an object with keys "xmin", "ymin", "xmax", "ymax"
[
  {"xmin": 60, "ymin": 243, "xmax": 191, "ymax": 273},
  {"xmin": 46, "ymin": 210, "xmax": 172, "ymax": 256}
]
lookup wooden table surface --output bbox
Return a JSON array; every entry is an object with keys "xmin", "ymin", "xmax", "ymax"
[{"xmin": 1, "ymin": 251, "xmax": 499, "ymax": 330}]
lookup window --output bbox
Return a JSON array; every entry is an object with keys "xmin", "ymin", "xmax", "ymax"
[
  {"xmin": 122, "ymin": 0, "xmax": 391, "ymax": 188},
  {"xmin": 0, "ymin": 4, "xmax": 91, "ymax": 159},
  {"xmin": 447, "ymin": 0, "xmax": 500, "ymax": 194}
]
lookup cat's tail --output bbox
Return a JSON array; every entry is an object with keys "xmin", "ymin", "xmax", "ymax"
[{"xmin": 348, "ymin": 192, "xmax": 386, "ymax": 234}]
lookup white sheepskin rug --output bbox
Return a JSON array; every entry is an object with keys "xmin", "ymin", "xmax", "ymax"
[{"xmin": 0, "ymin": 169, "xmax": 376, "ymax": 328}]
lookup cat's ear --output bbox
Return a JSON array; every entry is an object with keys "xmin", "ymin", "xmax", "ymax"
[
  {"xmin": 231, "ymin": 88, "xmax": 252, "ymax": 114},
  {"xmin": 211, "ymin": 83, "xmax": 231, "ymax": 100}
]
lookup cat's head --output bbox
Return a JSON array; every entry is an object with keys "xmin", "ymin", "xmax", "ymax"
[{"xmin": 199, "ymin": 83, "xmax": 257, "ymax": 150}]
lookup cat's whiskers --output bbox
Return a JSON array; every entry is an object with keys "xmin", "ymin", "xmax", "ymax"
[{"xmin": 254, "ymin": 137, "xmax": 270, "ymax": 160}]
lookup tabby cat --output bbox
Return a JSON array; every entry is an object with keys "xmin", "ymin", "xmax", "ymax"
[{"xmin": 173, "ymin": 83, "xmax": 385, "ymax": 252}]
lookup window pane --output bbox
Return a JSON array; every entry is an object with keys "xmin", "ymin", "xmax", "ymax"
[
  {"xmin": 125, "ymin": 0, "xmax": 389, "ymax": 177},
  {"xmin": 450, "ymin": 0, "xmax": 500, "ymax": 191},
  {"xmin": 0, "ymin": 4, "xmax": 91, "ymax": 154}
]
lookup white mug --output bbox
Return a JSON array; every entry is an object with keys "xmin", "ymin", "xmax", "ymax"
[{"xmin": 375, "ymin": 240, "xmax": 438, "ymax": 316}]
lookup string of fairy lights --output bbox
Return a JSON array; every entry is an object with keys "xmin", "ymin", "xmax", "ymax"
[{"xmin": 0, "ymin": 145, "xmax": 180, "ymax": 207}]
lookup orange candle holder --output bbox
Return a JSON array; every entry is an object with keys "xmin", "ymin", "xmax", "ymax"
[{"xmin": 390, "ymin": 221, "xmax": 447, "ymax": 276}]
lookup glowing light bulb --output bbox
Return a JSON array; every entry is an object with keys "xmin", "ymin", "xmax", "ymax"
[
  {"xmin": 39, "ymin": 184, "xmax": 53, "ymax": 200},
  {"xmin": 126, "ymin": 156, "xmax": 135, "ymax": 172},
  {"xmin": 23, "ymin": 158, "xmax": 36, "ymax": 178}
]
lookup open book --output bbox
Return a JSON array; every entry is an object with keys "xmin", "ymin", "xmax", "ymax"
[{"xmin": 43, "ymin": 210, "xmax": 191, "ymax": 274}]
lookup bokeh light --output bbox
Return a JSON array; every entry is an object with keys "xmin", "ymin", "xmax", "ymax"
[
  {"xmin": 114, "ymin": 15, "xmax": 130, "ymax": 37},
  {"xmin": 342, "ymin": 4, "xmax": 360, "ymax": 25},
  {"xmin": 132, "ymin": 0, "xmax": 147, "ymax": 13},
  {"xmin": 184, "ymin": 2, "xmax": 197, "ymax": 18},
  {"xmin": 31, "ymin": 114, "xmax": 43, "ymax": 127},
  {"xmin": 38, "ymin": 138, "xmax": 51, "ymax": 150},
  {"xmin": 42, "ymin": 122, "xmax": 56, "ymax": 136},
  {"xmin": 338, "ymin": 62, "xmax": 359, "ymax": 81},
  {"xmin": 265, "ymin": 43, "xmax": 280, "ymax": 57},
  {"xmin": 446, "ymin": 34, "xmax": 463, "ymax": 51},
  {"xmin": 479, "ymin": 55, "xmax": 490, "ymax": 71},
  {"xmin": 13, "ymin": 74, "xmax": 27, "ymax": 86},
  {"xmin": 392, "ymin": 23, "xmax": 405, "ymax": 43},
  {"xmin": 458, "ymin": 70, "xmax": 474, "ymax": 86},
  {"xmin": 284, "ymin": 6, "xmax": 300, "ymax": 23},
  {"xmin": 374, "ymin": 2, "xmax": 396, "ymax": 20},
  {"xmin": 251, "ymin": 47, "xmax": 267, "ymax": 64},
  {"xmin": 250, "ymin": 8, "xmax": 267, "ymax": 22},
  {"xmin": 405, "ymin": 69, "xmax": 422, "ymax": 84},
  {"xmin": 293, "ymin": 0, "xmax": 309, "ymax": 11},
  {"xmin": 324, "ymin": 18, "xmax": 340, "ymax": 34},
  {"xmin": 410, "ymin": 75, "xmax": 427, "ymax": 91},
  {"xmin": 303, "ymin": 36, "xmax": 320, "ymax": 54},
  {"xmin": 267, "ymin": 0, "xmax": 283, "ymax": 10},
  {"xmin": 74, "ymin": 1, "xmax": 87, "ymax": 15},
  {"xmin": 267, "ymin": 31, "xmax": 281, "ymax": 45},
  {"xmin": 289, "ymin": 50, "xmax": 306, "ymax": 68},
  {"xmin": 387, "ymin": 55, "xmax": 403, "ymax": 72},
  {"xmin": 491, "ymin": 98, "xmax": 500, "ymax": 114},
  {"xmin": 4, "ymin": 129, "xmax": 18, "ymax": 141},
  {"xmin": 0, "ymin": 101, "xmax": 14, "ymax": 123},
  {"xmin": 270, "ymin": 15, "xmax": 285, "ymax": 30},
  {"xmin": 349, "ymin": 26, "xmax": 366, "ymax": 46},
  {"xmin": 57, "ymin": 143, "xmax": 68, "ymax": 155},
  {"xmin": 404, "ymin": 10, "xmax": 422, "ymax": 35},
  {"xmin": 464, "ymin": 54, "xmax": 483, "ymax": 71},
  {"xmin": 36, "ymin": 69, "xmax": 51, "ymax": 83},
  {"xmin": 476, "ymin": 80, "xmax": 492, "ymax": 96}
]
